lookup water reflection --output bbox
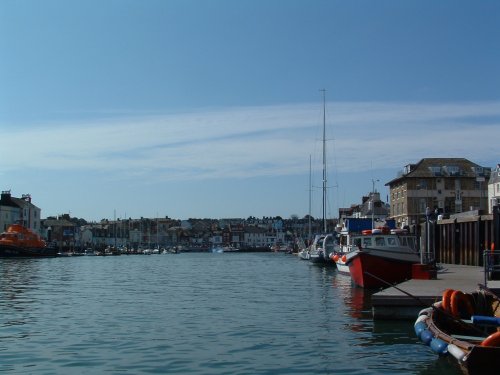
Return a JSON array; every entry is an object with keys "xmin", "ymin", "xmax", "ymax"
[
  {"xmin": 327, "ymin": 268, "xmax": 462, "ymax": 375},
  {"xmin": 0, "ymin": 259, "xmax": 43, "ymax": 346},
  {"xmin": 331, "ymin": 271, "xmax": 373, "ymax": 319},
  {"xmin": 0, "ymin": 254, "xmax": 465, "ymax": 374},
  {"xmin": 0, "ymin": 259, "xmax": 40, "ymax": 309}
]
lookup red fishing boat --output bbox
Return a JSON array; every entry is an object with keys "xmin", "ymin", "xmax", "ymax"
[
  {"xmin": 344, "ymin": 230, "xmax": 420, "ymax": 288},
  {"xmin": 0, "ymin": 224, "xmax": 56, "ymax": 257}
]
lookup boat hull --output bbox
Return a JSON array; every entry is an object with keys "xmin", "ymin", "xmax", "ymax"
[
  {"xmin": 335, "ymin": 259, "xmax": 350, "ymax": 275},
  {"xmin": 347, "ymin": 250, "xmax": 415, "ymax": 288},
  {"xmin": 309, "ymin": 251, "xmax": 327, "ymax": 264},
  {"xmin": 298, "ymin": 250, "xmax": 310, "ymax": 260},
  {"xmin": 0, "ymin": 244, "xmax": 57, "ymax": 258},
  {"xmin": 415, "ymin": 295, "xmax": 500, "ymax": 375}
]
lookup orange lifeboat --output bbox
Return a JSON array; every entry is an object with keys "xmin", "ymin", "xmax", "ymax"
[{"xmin": 0, "ymin": 224, "xmax": 55, "ymax": 257}]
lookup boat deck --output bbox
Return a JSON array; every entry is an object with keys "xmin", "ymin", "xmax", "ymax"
[{"xmin": 372, "ymin": 264, "xmax": 500, "ymax": 320}]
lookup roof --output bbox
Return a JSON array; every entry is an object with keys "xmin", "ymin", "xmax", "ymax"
[
  {"xmin": 0, "ymin": 193, "xmax": 21, "ymax": 208},
  {"xmin": 385, "ymin": 158, "xmax": 488, "ymax": 186},
  {"xmin": 42, "ymin": 219, "xmax": 75, "ymax": 227}
]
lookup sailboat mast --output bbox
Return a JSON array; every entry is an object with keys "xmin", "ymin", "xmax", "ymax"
[
  {"xmin": 321, "ymin": 89, "xmax": 327, "ymax": 233},
  {"xmin": 308, "ymin": 154, "xmax": 312, "ymax": 241}
]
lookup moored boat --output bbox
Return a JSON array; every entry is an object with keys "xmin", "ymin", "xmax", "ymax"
[
  {"xmin": 414, "ymin": 287, "xmax": 500, "ymax": 374},
  {"xmin": 0, "ymin": 224, "xmax": 57, "ymax": 257},
  {"xmin": 330, "ymin": 252, "xmax": 349, "ymax": 274},
  {"xmin": 308, "ymin": 90, "xmax": 334, "ymax": 266},
  {"xmin": 344, "ymin": 231, "xmax": 420, "ymax": 288},
  {"xmin": 309, "ymin": 233, "xmax": 335, "ymax": 264},
  {"xmin": 331, "ymin": 220, "xmax": 402, "ymax": 277},
  {"xmin": 298, "ymin": 247, "xmax": 310, "ymax": 260},
  {"xmin": 211, "ymin": 246, "xmax": 224, "ymax": 253}
]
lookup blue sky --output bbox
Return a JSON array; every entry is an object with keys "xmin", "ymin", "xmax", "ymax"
[{"xmin": 1, "ymin": 0, "xmax": 499, "ymax": 221}]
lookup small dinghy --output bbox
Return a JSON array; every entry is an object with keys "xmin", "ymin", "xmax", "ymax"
[{"xmin": 414, "ymin": 286, "xmax": 500, "ymax": 374}]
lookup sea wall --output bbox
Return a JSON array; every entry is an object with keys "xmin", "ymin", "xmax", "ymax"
[{"xmin": 431, "ymin": 206, "xmax": 500, "ymax": 266}]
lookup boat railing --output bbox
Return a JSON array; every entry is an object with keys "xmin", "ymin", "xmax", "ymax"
[{"xmin": 483, "ymin": 250, "xmax": 500, "ymax": 287}]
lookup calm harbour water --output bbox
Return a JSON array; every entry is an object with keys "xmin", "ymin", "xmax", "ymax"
[{"xmin": 1, "ymin": 253, "xmax": 462, "ymax": 374}]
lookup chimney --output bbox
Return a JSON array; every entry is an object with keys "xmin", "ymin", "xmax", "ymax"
[{"xmin": 1, "ymin": 190, "xmax": 12, "ymax": 204}]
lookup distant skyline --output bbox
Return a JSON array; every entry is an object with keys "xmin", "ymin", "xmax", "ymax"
[{"xmin": 1, "ymin": 0, "xmax": 499, "ymax": 221}]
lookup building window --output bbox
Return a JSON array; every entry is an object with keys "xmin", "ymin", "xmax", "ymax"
[
  {"xmin": 428, "ymin": 166, "xmax": 442, "ymax": 175},
  {"xmin": 419, "ymin": 199, "xmax": 427, "ymax": 214},
  {"xmin": 445, "ymin": 166, "xmax": 460, "ymax": 176},
  {"xmin": 417, "ymin": 180, "xmax": 428, "ymax": 189}
]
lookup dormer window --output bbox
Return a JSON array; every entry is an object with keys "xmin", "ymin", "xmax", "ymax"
[
  {"xmin": 428, "ymin": 166, "xmax": 442, "ymax": 176},
  {"xmin": 471, "ymin": 166, "xmax": 483, "ymax": 175},
  {"xmin": 443, "ymin": 165, "xmax": 460, "ymax": 176}
]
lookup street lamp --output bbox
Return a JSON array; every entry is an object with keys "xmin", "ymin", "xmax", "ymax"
[
  {"xmin": 371, "ymin": 179, "xmax": 379, "ymax": 229},
  {"xmin": 425, "ymin": 206, "xmax": 431, "ymax": 264}
]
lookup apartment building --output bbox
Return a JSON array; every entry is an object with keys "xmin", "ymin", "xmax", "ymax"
[{"xmin": 386, "ymin": 158, "xmax": 490, "ymax": 229}]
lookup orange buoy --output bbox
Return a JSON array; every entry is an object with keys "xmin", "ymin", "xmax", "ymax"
[
  {"xmin": 332, "ymin": 254, "xmax": 340, "ymax": 262},
  {"xmin": 341, "ymin": 255, "xmax": 347, "ymax": 263},
  {"xmin": 361, "ymin": 230, "xmax": 372, "ymax": 235},
  {"xmin": 441, "ymin": 289, "xmax": 454, "ymax": 312},
  {"xmin": 450, "ymin": 290, "xmax": 474, "ymax": 318},
  {"xmin": 481, "ymin": 331, "xmax": 500, "ymax": 347}
]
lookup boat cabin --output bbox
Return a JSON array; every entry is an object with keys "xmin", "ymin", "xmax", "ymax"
[{"xmin": 350, "ymin": 234, "xmax": 417, "ymax": 251}]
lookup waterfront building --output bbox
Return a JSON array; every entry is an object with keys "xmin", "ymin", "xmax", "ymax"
[
  {"xmin": 339, "ymin": 191, "xmax": 390, "ymax": 223},
  {"xmin": 243, "ymin": 225, "xmax": 267, "ymax": 248},
  {"xmin": 386, "ymin": 158, "xmax": 491, "ymax": 229},
  {"xmin": 488, "ymin": 164, "xmax": 500, "ymax": 213},
  {"xmin": 0, "ymin": 190, "xmax": 42, "ymax": 234},
  {"xmin": 42, "ymin": 215, "xmax": 77, "ymax": 251}
]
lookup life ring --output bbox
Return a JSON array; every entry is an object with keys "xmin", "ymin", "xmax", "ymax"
[
  {"xmin": 441, "ymin": 289, "xmax": 454, "ymax": 312},
  {"xmin": 450, "ymin": 290, "xmax": 474, "ymax": 318},
  {"xmin": 481, "ymin": 331, "xmax": 500, "ymax": 347}
]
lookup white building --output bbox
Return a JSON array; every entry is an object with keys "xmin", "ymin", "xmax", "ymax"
[
  {"xmin": 0, "ymin": 191, "xmax": 42, "ymax": 234},
  {"xmin": 488, "ymin": 164, "xmax": 500, "ymax": 213}
]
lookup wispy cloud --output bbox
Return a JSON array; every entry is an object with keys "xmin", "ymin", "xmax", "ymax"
[{"xmin": 2, "ymin": 101, "xmax": 499, "ymax": 181}]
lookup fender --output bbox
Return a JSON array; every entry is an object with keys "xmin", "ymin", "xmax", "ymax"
[
  {"xmin": 450, "ymin": 290, "xmax": 474, "ymax": 318},
  {"xmin": 481, "ymin": 331, "xmax": 500, "ymax": 347}
]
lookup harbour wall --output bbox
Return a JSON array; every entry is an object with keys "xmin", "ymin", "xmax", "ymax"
[{"xmin": 428, "ymin": 205, "xmax": 500, "ymax": 266}]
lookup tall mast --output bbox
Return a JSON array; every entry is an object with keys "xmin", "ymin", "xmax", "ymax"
[
  {"xmin": 320, "ymin": 89, "xmax": 327, "ymax": 233},
  {"xmin": 308, "ymin": 154, "xmax": 312, "ymax": 241}
]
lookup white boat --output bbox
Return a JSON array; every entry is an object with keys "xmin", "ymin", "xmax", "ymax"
[
  {"xmin": 330, "ymin": 227, "xmax": 355, "ymax": 275},
  {"xmin": 298, "ymin": 248, "xmax": 310, "ymax": 260},
  {"xmin": 309, "ymin": 233, "xmax": 336, "ymax": 264},
  {"xmin": 211, "ymin": 246, "xmax": 224, "ymax": 253}
]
